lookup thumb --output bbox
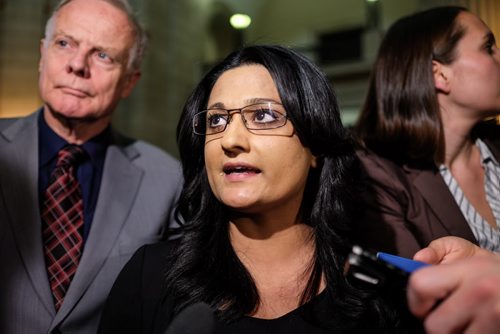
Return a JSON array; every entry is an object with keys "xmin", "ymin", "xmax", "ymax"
[
  {"xmin": 413, "ymin": 247, "xmax": 439, "ymax": 264},
  {"xmin": 413, "ymin": 236, "xmax": 488, "ymax": 265}
]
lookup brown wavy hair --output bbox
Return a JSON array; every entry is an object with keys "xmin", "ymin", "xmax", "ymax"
[{"xmin": 354, "ymin": 6, "xmax": 467, "ymax": 165}]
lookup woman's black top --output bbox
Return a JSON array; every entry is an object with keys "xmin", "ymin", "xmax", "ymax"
[{"xmin": 98, "ymin": 241, "xmax": 423, "ymax": 334}]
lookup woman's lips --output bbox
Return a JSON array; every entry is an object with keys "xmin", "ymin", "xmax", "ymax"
[{"xmin": 222, "ymin": 163, "xmax": 261, "ymax": 180}]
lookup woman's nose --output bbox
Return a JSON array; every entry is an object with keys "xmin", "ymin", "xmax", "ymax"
[{"xmin": 220, "ymin": 113, "xmax": 250, "ymax": 152}]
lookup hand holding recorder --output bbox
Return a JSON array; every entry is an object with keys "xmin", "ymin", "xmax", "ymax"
[
  {"xmin": 408, "ymin": 237, "xmax": 500, "ymax": 334},
  {"xmin": 348, "ymin": 237, "xmax": 500, "ymax": 334}
]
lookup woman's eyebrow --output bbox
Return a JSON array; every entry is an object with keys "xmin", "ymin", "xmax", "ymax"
[{"xmin": 207, "ymin": 98, "xmax": 281, "ymax": 109}]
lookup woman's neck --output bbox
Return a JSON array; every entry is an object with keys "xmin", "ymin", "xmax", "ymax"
[
  {"xmin": 443, "ymin": 129, "xmax": 477, "ymax": 168},
  {"xmin": 229, "ymin": 219, "xmax": 319, "ymax": 319},
  {"xmin": 440, "ymin": 106, "xmax": 478, "ymax": 167},
  {"xmin": 229, "ymin": 219, "xmax": 314, "ymax": 265}
]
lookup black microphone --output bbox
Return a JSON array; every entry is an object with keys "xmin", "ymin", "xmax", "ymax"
[{"xmin": 164, "ymin": 302, "xmax": 215, "ymax": 334}]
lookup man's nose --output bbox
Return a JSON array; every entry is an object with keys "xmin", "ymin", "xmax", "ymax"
[{"xmin": 66, "ymin": 51, "xmax": 90, "ymax": 78}]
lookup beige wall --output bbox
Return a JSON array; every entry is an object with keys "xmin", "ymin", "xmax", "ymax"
[
  {"xmin": 113, "ymin": 0, "xmax": 209, "ymax": 157},
  {"xmin": 469, "ymin": 0, "xmax": 500, "ymax": 40},
  {"xmin": 0, "ymin": 0, "xmax": 44, "ymax": 118}
]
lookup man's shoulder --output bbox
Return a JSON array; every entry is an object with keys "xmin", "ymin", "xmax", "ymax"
[
  {"xmin": 0, "ymin": 112, "xmax": 38, "ymax": 144},
  {"xmin": 0, "ymin": 117, "xmax": 19, "ymax": 128},
  {"xmin": 110, "ymin": 132, "xmax": 180, "ymax": 168},
  {"xmin": 132, "ymin": 142, "xmax": 180, "ymax": 178},
  {"xmin": 0, "ymin": 112, "xmax": 36, "ymax": 131},
  {"xmin": 0, "ymin": 118, "xmax": 18, "ymax": 139},
  {"xmin": 108, "ymin": 134, "xmax": 182, "ymax": 191},
  {"xmin": 130, "ymin": 140, "xmax": 178, "ymax": 164}
]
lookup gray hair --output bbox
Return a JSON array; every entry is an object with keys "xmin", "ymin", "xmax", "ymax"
[{"xmin": 44, "ymin": 0, "xmax": 148, "ymax": 72}]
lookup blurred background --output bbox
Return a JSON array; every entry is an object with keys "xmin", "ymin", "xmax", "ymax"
[{"xmin": 0, "ymin": 0, "xmax": 498, "ymax": 157}]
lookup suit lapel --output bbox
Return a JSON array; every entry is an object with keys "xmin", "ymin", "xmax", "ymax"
[
  {"xmin": 407, "ymin": 166, "xmax": 477, "ymax": 242},
  {"xmin": 0, "ymin": 112, "xmax": 55, "ymax": 315},
  {"xmin": 53, "ymin": 140, "xmax": 144, "ymax": 324}
]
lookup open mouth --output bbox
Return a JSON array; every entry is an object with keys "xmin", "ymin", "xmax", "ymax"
[{"xmin": 223, "ymin": 166, "xmax": 262, "ymax": 175}]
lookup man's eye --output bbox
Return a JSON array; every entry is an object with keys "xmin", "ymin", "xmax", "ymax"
[
  {"xmin": 56, "ymin": 40, "xmax": 69, "ymax": 47},
  {"xmin": 96, "ymin": 52, "xmax": 110, "ymax": 61}
]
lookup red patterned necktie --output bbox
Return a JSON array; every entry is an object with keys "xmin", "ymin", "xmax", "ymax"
[{"xmin": 42, "ymin": 145, "xmax": 86, "ymax": 311}]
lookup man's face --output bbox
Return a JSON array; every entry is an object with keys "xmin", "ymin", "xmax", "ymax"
[{"xmin": 38, "ymin": 0, "xmax": 140, "ymax": 125}]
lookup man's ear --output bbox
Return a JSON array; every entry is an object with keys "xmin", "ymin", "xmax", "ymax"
[
  {"xmin": 433, "ymin": 60, "xmax": 451, "ymax": 94},
  {"xmin": 121, "ymin": 71, "xmax": 141, "ymax": 98},
  {"xmin": 39, "ymin": 39, "xmax": 46, "ymax": 72}
]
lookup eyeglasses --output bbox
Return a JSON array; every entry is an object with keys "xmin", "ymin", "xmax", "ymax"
[{"xmin": 193, "ymin": 102, "xmax": 288, "ymax": 135}]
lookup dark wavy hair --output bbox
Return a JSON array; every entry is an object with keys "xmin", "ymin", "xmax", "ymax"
[
  {"xmin": 168, "ymin": 45, "xmax": 400, "ymax": 331},
  {"xmin": 354, "ymin": 6, "xmax": 467, "ymax": 165}
]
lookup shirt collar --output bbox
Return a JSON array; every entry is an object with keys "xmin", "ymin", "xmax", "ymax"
[
  {"xmin": 38, "ymin": 112, "xmax": 111, "ymax": 167},
  {"xmin": 438, "ymin": 138, "xmax": 499, "ymax": 172},
  {"xmin": 476, "ymin": 138, "xmax": 499, "ymax": 167}
]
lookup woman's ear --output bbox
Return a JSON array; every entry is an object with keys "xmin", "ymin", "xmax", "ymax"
[
  {"xmin": 433, "ymin": 60, "xmax": 451, "ymax": 94},
  {"xmin": 311, "ymin": 154, "xmax": 318, "ymax": 168}
]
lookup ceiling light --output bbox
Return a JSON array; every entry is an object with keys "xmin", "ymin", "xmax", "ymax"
[{"xmin": 230, "ymin": 14, "xmax": 252, "ymax": 29}]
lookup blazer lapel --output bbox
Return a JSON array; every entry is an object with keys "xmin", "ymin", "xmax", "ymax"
[
  {"xmin": 0, "ymin": 112, "xmax": 55, "ymax": 315},
  {"xmin": 407, "ymin": 165, "xmax": 477, "ymax": 242},
  {"xmin": 53, "ymin": 141, "xmax": 144, "ymax": 324}
]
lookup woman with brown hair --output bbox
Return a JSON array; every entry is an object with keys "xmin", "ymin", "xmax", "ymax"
[{"xmin": 354, "ymin": 6, "xmax": 500, "ymax": 257}]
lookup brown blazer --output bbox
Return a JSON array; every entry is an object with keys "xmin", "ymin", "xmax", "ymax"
[{"xmin": 354, "ymin": 122, "xmax": 500, "ymax": 258}]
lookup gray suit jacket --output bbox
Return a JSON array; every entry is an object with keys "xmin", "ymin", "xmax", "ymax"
[
  {"xmin": 355, "ymin": 121, "xmax": 500, "ymax": 258},
  {"xmin": 0, "ymin": 111, "xmax": 183, "ymax": 333}
]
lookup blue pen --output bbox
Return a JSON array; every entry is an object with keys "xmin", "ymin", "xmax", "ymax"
[{"xmin": 377, "ymin": 252, "xmax": 430, "ymax": 273}]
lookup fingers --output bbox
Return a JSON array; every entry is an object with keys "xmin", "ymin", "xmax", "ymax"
[
  {"xmin": 408, "ymin": 256, "xmax": 500, "ymax": 334},
  {"xmin": 407, "ymin": 265, "xmax": 457, "ymax": 318},
  {"xmin": 421, "ymin": 273, "xmax": 500, "ymax": 334},
  {"xmin": 463, "ymin": 301, "xmax": 500, "ymax": 334},
  {"xmin": 413, "ymin": 236, "xmax": 488, "ymax": 264}
]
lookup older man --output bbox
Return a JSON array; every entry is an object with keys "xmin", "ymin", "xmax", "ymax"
[{"xmin": 0, "ymin": 0, "xmax": 182, "ymax": 332}]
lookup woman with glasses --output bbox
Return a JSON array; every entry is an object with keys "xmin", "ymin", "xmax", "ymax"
[
  {"xmin": 353, "ymin": 6, "xmax": 500, "ymax": 258},
  {"xmin": 98, "ymin": 45, "xmax": 418, "ymax": 333}
]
